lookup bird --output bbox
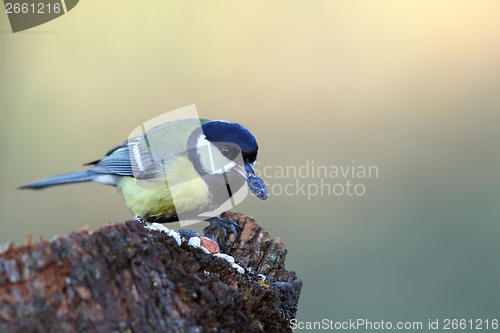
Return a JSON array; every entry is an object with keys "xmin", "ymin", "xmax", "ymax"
[{"xmin": 19, "ymin": 118, "xmax": 268, "ymax": 236}]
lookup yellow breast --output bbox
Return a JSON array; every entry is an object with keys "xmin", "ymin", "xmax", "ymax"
[{"xmin": 117, "ymin": 155, "xmax": 211, "ymax": 218}]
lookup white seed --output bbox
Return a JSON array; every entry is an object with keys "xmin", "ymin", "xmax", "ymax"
[
  {"xmin": 200, "ymin": 247, "xmax": 211, "ymax": 254},
  {"xmin": 232, "ymin": 263, "xmax": 245, "ymax": 274},
  {"xmin": 144, "ymin": 223, "xmax": 182, "ymax": 246},
  {"xmin": 188, "ymin": 237, "xmax": 201, "ymax": 248},
  {"xmin": 214, "ymin": 253, "xmax": 235, "ymax": 263},
  {"xmin": 167, "ymin": 230, "xmax": 181, "ymax": 246},
  {"xmin": 146, "ymin": 223, "xmax": 170, "ymax": 233}
]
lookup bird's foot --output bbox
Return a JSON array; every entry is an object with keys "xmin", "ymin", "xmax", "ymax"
[{"xmin": 203, "ymin": 217, "xmax": 241, "ymax": 238}]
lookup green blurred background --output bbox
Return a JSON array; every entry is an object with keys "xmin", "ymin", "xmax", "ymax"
[{"xmin": 1, "ymin": 1, "xmax": 499, "ymax": 329}]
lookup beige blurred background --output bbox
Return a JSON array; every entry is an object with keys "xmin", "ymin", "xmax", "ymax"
[{"xmin": 1, "ymin": 0, "xmax": 500, "ymax": 327}]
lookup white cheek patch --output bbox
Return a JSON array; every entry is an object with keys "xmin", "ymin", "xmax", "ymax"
[
  {"xmin": 196, "ymin": 135, "xmax": 236, "ymax": 175},
  {"xmin": 206, "ymin": 140, "xmax": 216, "ymax": 172},
  {"xmin": 223, "ymin": 161, "xmax": 236, "ymax": 173},
  {"xmin": 196, "ymin": 134, "xmax": 209, "ymax": 150},
  {"xmin": 196, "ymin": 134, "xmax": 213, "ymax": 174}
]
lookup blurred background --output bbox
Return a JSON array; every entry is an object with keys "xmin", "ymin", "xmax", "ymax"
[{"xmin": 1, "ymin": 1, "xmax": 499, "ymax": 329}]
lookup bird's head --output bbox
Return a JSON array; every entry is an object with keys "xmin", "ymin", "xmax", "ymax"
[{"xmin": 188, "ymin": 120, "xmax": 268, "ymax": 200}]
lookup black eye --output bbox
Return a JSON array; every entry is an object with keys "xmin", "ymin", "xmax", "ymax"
[{"xmin": 221, "ymin": 146, "xmax": 230, "ymax": 157}]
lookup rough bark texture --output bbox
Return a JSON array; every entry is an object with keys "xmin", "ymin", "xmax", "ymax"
[{"xmin": 0, "ymin": 212, "xmax": 301, "ymax": 333}]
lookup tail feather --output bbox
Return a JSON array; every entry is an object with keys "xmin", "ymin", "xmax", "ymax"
[{"xmin": 19, "ymin": 170, "xmax": 96, "ymax": 190}]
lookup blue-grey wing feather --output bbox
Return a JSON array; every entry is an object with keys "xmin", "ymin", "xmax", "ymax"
[
  {"xmin": 88, "ymin": 119, "xmax": 202, "ymax": 179},
  {"xmin": 89, "ymin": 139, "xmax": 158, "ymax": 179}
]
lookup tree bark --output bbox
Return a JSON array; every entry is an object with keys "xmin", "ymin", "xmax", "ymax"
[{"xmin": 0, "ymin": 212, "xmax": 301, "ymax": 333}]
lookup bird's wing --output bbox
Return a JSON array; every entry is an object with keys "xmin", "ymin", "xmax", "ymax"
[
  {"xmin": 88, "ymin": 118, "xmax": 207, "ymax": 180},
  {"xmin": 88, "ymin": 137, "xmax": 159, "ymax": 179}
]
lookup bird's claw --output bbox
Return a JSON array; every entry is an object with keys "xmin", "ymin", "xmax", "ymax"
[{"xmin": 204, "ymin": 217, "xmax": 241, "ymax": 238}]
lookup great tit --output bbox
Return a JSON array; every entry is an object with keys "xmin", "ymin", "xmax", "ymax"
[{"xmin": 20, "ymin": 118, "xmax": 268, "ymax": 236}]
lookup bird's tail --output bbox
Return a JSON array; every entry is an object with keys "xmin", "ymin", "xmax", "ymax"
[{"xmin": 19, "ymin": 170, "xmax": 96, "ymax": 190}]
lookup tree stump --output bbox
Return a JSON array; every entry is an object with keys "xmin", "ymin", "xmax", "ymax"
[{"xmin": 0, "ymin": 212, "xmax": 302, "ymax": 333}]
